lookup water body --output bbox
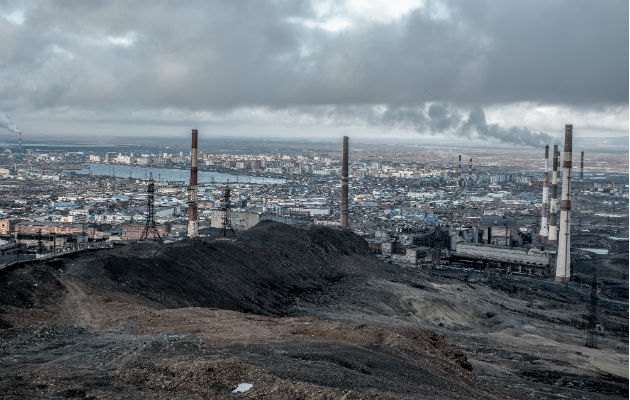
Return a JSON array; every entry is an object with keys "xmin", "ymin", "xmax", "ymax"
[{"xmin": 77, "ymin": 163, "xmax": 285, "ymax": 184}]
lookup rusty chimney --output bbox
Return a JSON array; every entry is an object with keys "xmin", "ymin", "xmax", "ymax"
[
  {"xmin": 548, "ymin": 144, "xmax": 559, "ymax": 244},
  {"xmin": 340, "ymin": 136, "xmax": 349, "ymax": 229},
  {"xmin": 555, "ymin": 125, "xmax": 573, "ymax": 283},
  {"xmin": 187, "ymin": 129, "xmax": 199, "ymax": 238},
  {"xmin": 539, "ymin": 145, "xmax": 549, "ymax": 242}
]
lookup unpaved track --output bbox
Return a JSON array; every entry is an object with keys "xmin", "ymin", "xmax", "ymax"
[{"xmin": 56, "ymin": 275, "xmax": 95, "ymax": 328}]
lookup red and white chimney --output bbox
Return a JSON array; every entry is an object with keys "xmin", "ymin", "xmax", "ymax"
[
  {"xmin": 187, "ymin": 129, "xmax": 199, "ymax": 238},
  {"xmin": 548, "ymin": 145, "xmax": 559, "ymax": 244},
  {"xmin": 539, "ymin": 145, "xmax": 549, "ymax": 242},
  {"xmin": 555, "ymin": 125, "xmax": 573, "ymax": 283}
]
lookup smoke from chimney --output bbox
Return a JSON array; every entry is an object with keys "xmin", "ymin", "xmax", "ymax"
[
  {"xmin": 358, "ymin": 104, "xmax": 552, "ymax": 147},
  {"xmin": 0, "ymin": 111, "xmax": 20, "ymax": 134}
]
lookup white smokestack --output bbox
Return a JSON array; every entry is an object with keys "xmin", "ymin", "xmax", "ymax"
[{"xmin": 555, "ymin": 125, "xmax": 573, "ymax": 283}]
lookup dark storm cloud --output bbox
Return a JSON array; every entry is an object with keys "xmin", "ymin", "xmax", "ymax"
[
  {"xmin": 0, "ymin": 0, "xmax": 626, "ymax": 144},
  {"xmin": 0, "ymin": 0, "xmax": 626, "ymax": 111}
]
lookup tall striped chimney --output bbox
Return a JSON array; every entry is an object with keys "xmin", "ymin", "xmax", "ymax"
[
  {"xmin": 539, "ymin": 145, "xmax": 550, "ymax": 242},
  {"xmin": 187, "ymin": 129, "xmax": 199, "ymax": 238},
  {"xmin": 548, "ymin": 145, "xmax": 559, "ymax": 244},
  {"xmin": 555, "ymin": 125, "xmax": 573, "ymax": 283},
  {"xmin": 458, "ymin": 154, "xmax": 462, "ymax": 186},
  {"xmin": 580, "ymin": 151, "xmax": 584, "ymax": 183},
  {"xmin": 340, "ymin": 136, "xmax": 349, "ymax": 229},
  {"xmin": 469, "ymin": 157, "xmax": 472, "ymax": 182}
]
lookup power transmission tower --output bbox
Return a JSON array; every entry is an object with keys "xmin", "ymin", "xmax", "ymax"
[
  {"xmin": 586, "ymin": 273, "xmax": 598, "ymax": 348},
  {"xmin": 221, "ymin": 183, "xmax": 236, "ymax": 238},
  {"xmin": 141, "ymin": 173, "xmax": 162, "ymax": 242}
]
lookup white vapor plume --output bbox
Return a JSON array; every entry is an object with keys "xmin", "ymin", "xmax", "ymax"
[{"xmin": 0, "ymin": 111, "xmax": 20, "ymax": 134}]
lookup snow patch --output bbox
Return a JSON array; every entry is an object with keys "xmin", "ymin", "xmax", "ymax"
[{"xmin": 232, "ymin": 383, "xmax": 253, "ymax": 393}]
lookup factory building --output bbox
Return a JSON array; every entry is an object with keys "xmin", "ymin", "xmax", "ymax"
[
  {"xmin": 121, "ymin": 223, "xmax": 171, "ymax": 241},
  {"xmin": 452, "ymin": 243, "xmax": 554, "ymax": 276},
  {"xmin": 210, "ymin": 210, "xmax": 260, "ymax": 231}
]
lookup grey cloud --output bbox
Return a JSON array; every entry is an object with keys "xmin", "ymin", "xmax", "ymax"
[
  {"xmin": 0, "ymin": 0, "xmax": 626, "ymax": 112},
  {"xmin": 0, "ymin": 0, "xmax": 626, "ymax": 143}
]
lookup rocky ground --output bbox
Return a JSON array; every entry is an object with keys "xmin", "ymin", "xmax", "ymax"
[{"xmin": 0, "ymin": 221, "xmax": 627, "ymax": 399}]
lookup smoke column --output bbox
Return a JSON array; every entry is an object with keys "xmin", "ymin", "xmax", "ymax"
[
  {"xmin": 0, "ymin": 111, "xmax": 20, "ymax": 133},
  {"xmin": 0, "ymin": 111, "xmax": 22, "ymax": 152},
  {"xmin": 328, "ymin": 104, "xmax": 553, "ymax": 148}
]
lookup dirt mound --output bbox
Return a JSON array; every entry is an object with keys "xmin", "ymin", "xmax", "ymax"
[{"xmin": 0, "ymin": 222, "xmax": 379, "ymax": 317}]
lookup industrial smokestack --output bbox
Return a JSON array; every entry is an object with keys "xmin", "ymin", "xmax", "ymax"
[
  {"xmin": 469, "ymin": 157, "xmax": 472, "ymax": 182},
  {"xmin": 187, "ymin": 129, "xmax": 199, "ymax": 238},
  {"xmin": 580, "ymin": 151, "xmax": 584, "ymax": 183},
  {"xmin": 340, "ymin": 136, "xmax": 349, "ymax": 229},
  {"xmin": 548, "ymin": 145, "xmax": 559, "ymax": 244},
  {"xmin": 458, "ymin": 154, "xmax": 462, "ymax": 186},
  {"xmin": 539, "ymin": 145, "xmax": 550, "ymax": 242},
  {"xmin": 555, "ymin": 125, "xmax": 573, "ymax": 283}
]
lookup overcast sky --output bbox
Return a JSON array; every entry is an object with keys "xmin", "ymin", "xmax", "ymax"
[{"xmin": 0, "ymin": 0, "xmax": 628, "ymax": 146}]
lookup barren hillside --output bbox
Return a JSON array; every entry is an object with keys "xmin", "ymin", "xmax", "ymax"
[{"xmin": 0, "ymin": 222, "xmax": 627, "ymax": 399}]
